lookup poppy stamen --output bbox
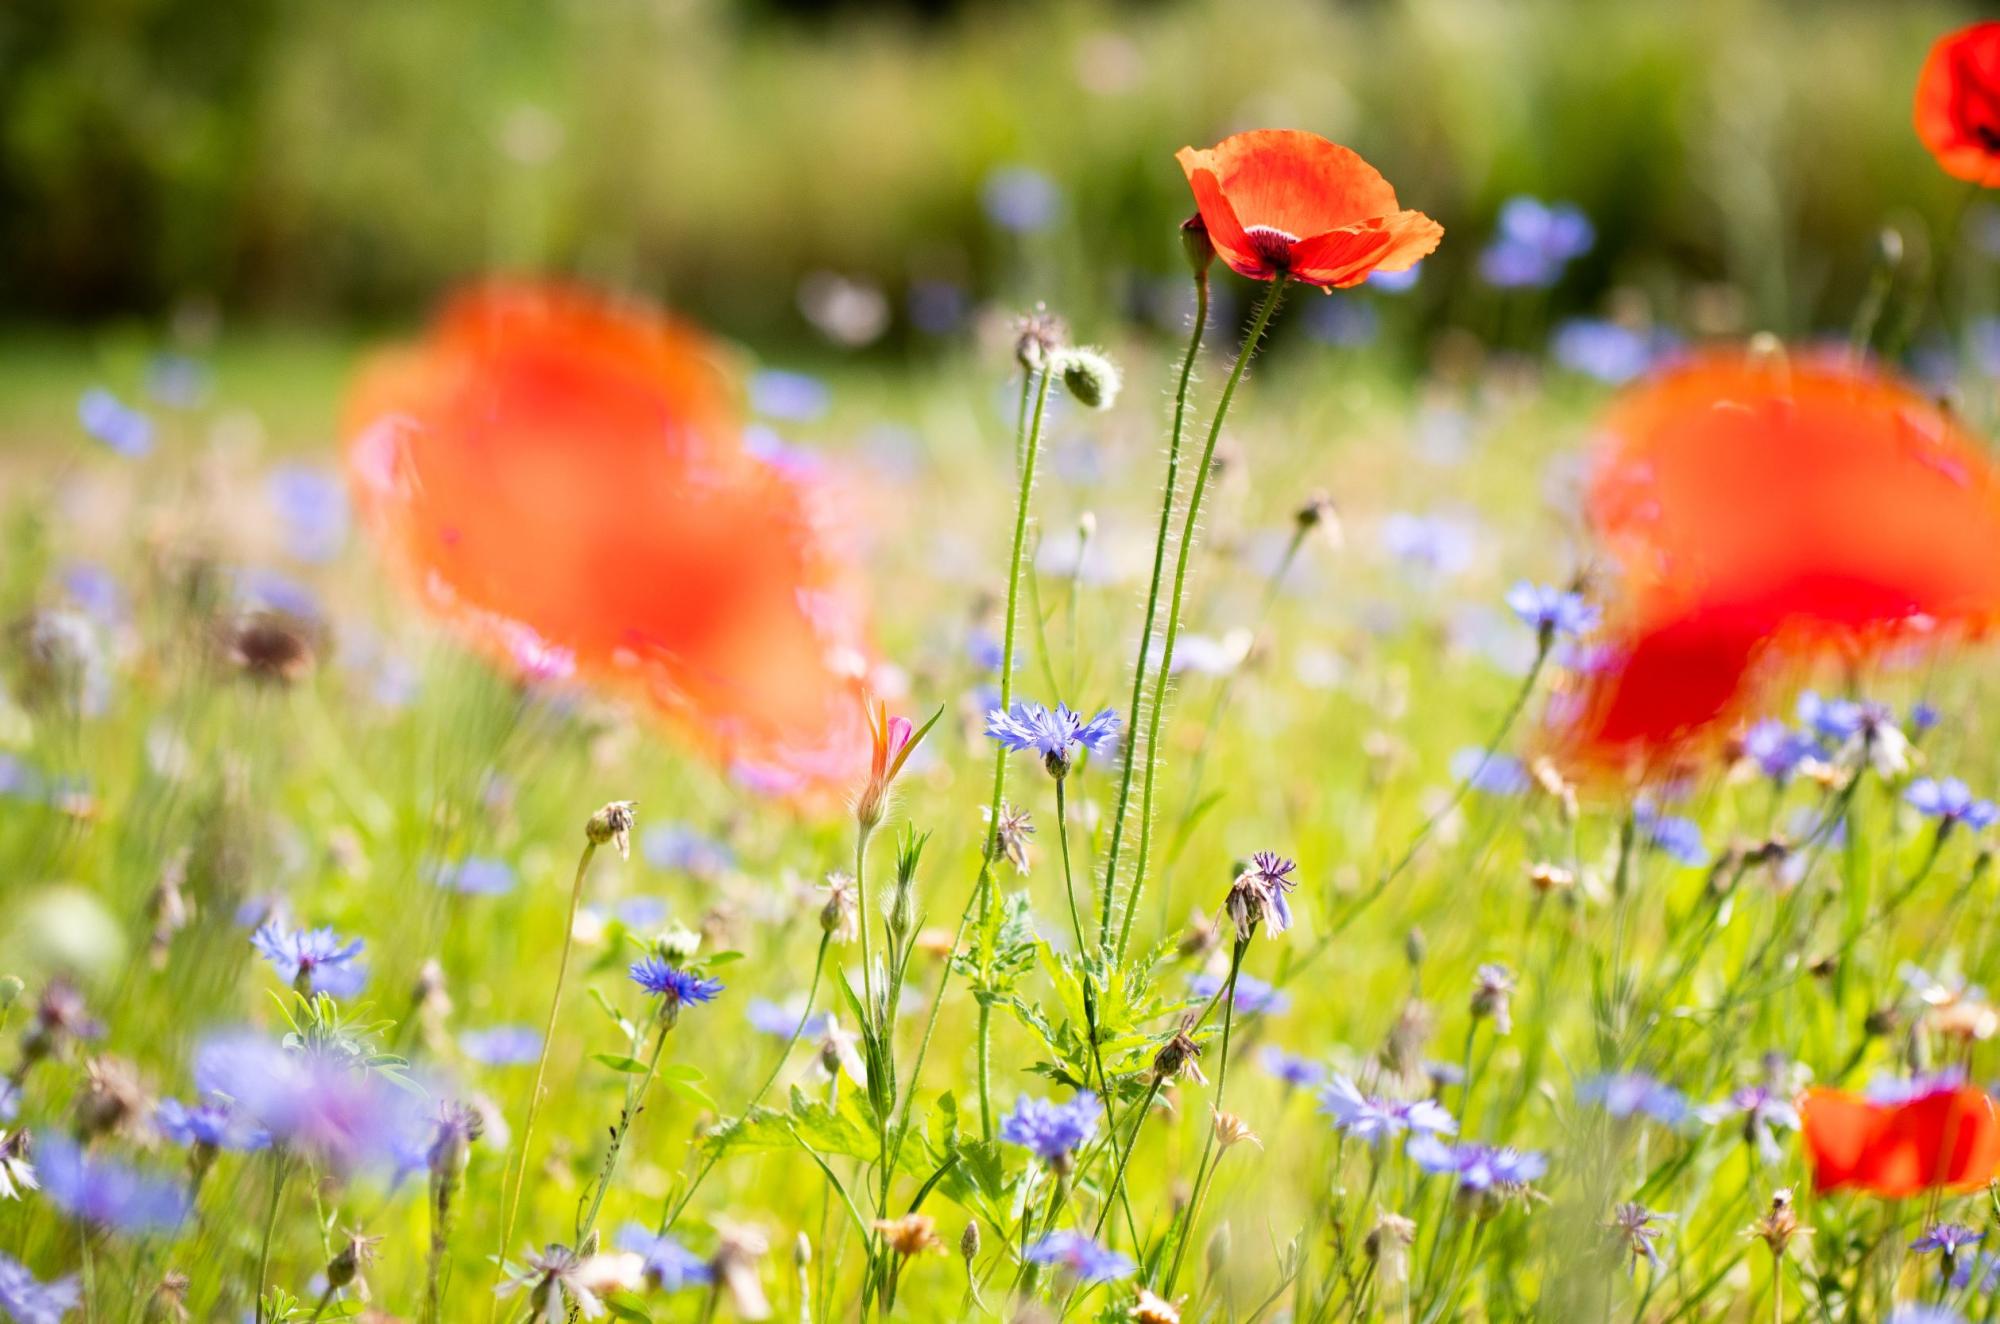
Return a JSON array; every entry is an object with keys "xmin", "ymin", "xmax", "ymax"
[{"xmin": 1240, "ymin": 224, "xmax": 1300, "ymax": 273}]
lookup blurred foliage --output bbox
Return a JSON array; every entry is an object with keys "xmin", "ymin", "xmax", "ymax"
[{"xmin": 0, "ymin": 0, "xmax": 1986, "ymax": 343}]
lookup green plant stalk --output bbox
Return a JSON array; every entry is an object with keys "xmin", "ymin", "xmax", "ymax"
[
  {"xmin": 488, "ymin": 837, "xmax": 598, "ymax": 1317},
  {"xmin": 1161, "ymin": 936, "xmax": 1248, "ymax": 1296},
  {"xmin": 1100, "ymin": 273, "xmax": 1209, "ymax": 947},
  {"xmin": 253, "ymin": 1152, "xmax": 293, "ymax": 1324},
  {"xmin": 1118, "ymin": 278, "xmax": 1288, "ymax": 960},
  {"xmin": 664, "ymin": 936, "xmax": 830, "ymax": 1231},
  {"xmin": 576, "ymin": 1015, "xmax": 673, "ymax": 1244}
]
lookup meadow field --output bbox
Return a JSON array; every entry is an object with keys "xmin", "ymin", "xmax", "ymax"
[{"xmin": 7, "ymin": 3, "xmax": 2000, "ymax": 1322}]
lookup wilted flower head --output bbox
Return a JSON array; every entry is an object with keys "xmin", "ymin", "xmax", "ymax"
[
  {"xmin": 982, "ymin": 801, "xmax": 1035, "ymax": 875},
  {"xmin": 223, "ymin": 610, "xmax": 319, "ymax": 685},
  {"xmin": 1224, "ymin": 851, "xmax": 1299, "ymax": 942},
  {"xmin": 1129, "ymin": 1287, "xmax": 1183, "ymax": 1323},
  {"xmin": 1745, "ymin": 1188, "xmax": 1809, "ymax": 1258},
  {"xmin": 1470, "ymin": 963, "xmax": 1516, "ymax": 1035},
  {"xmin": 819, "ymin": 871, "xmax": 860, "ymax": 943},
  {"xmin": 1152, "ymin": 1020, "xmax": 1208, "ymax": 1086},
  {"xmin": 498, "ymin": 1242, "xmax": 645, "ymax": 1322},
  {"xmin": 872, "ymin": 1213, "xmax": 944, "ymax": 1258},
  {"xmin": 1607, "ymin": 1202, "xmax": 1673, "ymax": 1273},
  {"xmin": 1211, "ymin": 1108, "xmax": 1260, "ymax": 1150},
  {"xmin": 586, "ymin": 800, "xmax": 637, "ymax": 859},
  {"xmin": 1014, "ymin": 306, "xmax": 1069, "ymax": 373},
  {"xmin": 0, "ymin": 1131, "xmax": 35, "ymax": 1202},
  {"xmin": 20, "ymin": 977, "xmax": 103, "ymax": 1066},
  {"xmin": 710, "ymin": 1219, "xmax": 772, "ymax": 1320},
  {"xmin": 75, "ymin": 1056, "xmax": 152, "ymax": 1141}
]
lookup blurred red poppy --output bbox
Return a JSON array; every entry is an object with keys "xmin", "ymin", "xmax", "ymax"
[
  {"xmin": 1915, "ymin": 22, "xmax": 2000, "ymax": 187},
  {"xmin": 1562, "ymin": 350, "xmax": 2000, "ymax": 765},
  {"xmin": 344, "ymin": 280, "xmax": 870, "ymax": 793},
  {"xmin": 1801, "ymin": 1085, "xmax": 2000, "ymax": 1197},
  {"xmin": 1175, "ymin": 130, "xmax": 1442, "ymax": 289}
]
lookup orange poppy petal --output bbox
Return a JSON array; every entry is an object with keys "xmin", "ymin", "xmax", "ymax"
[
  {"xmin": 1915, "ymin": 22, "xmax": 2000, "ymax": 187},
  {"xmin": 1804, "ymin": 1087, "xmax": 2000, "ymax": 1197},
  {"xmin": 1178, "ymin": 130, "xmax": 1401, "ymax": 238},
  {"xmin": 1178, "ymin": 160, "xmax": 1271, "ymax": 281}
]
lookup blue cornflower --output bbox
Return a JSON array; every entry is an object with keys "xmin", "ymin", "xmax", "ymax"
[
  {"xmin": 1740, "ymin": 719, "xmax": 1818, "ymax": 782},
  {"xmin": 1906, "ymin": 777, "xmax": 1999, "ymax": 831},
  {"xmin": 460, "ymin": 1026, "xmax": 543, "ymax": 1066},
  {"xmin": 1576, "ymin": 1073, "xmax": 1689, "ymax": 1126},
  {"xmin": 981, "ymin": 166, "xmax": 1062, "ymax": 233},
  {"xmin": 0, "ymin": 1250, "xmax": 78, "ymax": 1324},
  {"xmin": 1505, "ymin": 582, "xmax": 1599, "ymax": 641},
  {"xmin": 1479, "ymin": 197, "xmax": 1594, "ymax": 288},
  {"xmin": 749, "ymin": 369, "xmax": 831, "ymax": 423},
  {"xmin": 1406, "ymin": 1134, "xmax": 1547, "ymax": 1192},
  {"xmin": 1550, "ymin": 319, "xmax": 1668, "ymax": 384},
  {"xmin": 619, "ymin": 1222, "xmax": 714, "ymax": 1291},
  {"xmin": 1796, "ymin": 691, "xmax": 1867, "ymax": 743},
  {"xmin": 1000, "ymin": 1094, "xmax": 1101, "ymax": 1165},
  {"xmin": 1913, "ymin": 1223, "xmax": 1983, "ymax": 1257},
  {"xmin": 1864, "ymin": 1068, "xmax": 1965, "ymax": 1105},
  {"xmin": 1303, "ymin": 297, "xmax": 1380, "ymax": 348},
  {"xmin": 0, "ymin": 1081, "xmax": 16, "ymax": 1124},
  {"xmin": 745, "ymin": 999, "xmax": 829, "ymax": 1039},
  {"xmin": 1319, "ymin": 1075, "xmax": 1458, "ymax": 1143},
  {"xmin": 251, "ymin": 921, "xmax": 366, "ymax": 997},
  {"xmin": 1225, "ymin": 851, "xmax": 1299, "ymax": 940},
  {"xmin": 78, "ymin": 387, "xmax": 154, "ymax": 457},
  {"xmin": 1024, "ymin": 1230, "xmax": 1135, "ymax": 1284},
  {"xmin": 431, "ymin": 856, "xmax": 517, "ymax": 896},
  {"xmin": 194, "ymin": 1032, "xmax": 405, "ymax": 1174},
  {"xmin": 61, "ymin": 563, "xmax": 126, "ymax": 625},
  {"xmin": 1697, "ymin": 1085, "xmax": 1800, "ymax": 1162},
  {"xmin": 1887, "ymin": 1307, "xmax": 1968, "ymax": 1324},
  {"xmin": 1910, "ymin": 701, "xmax": 1943, "ymax": 733},
  {"xmin": 1189, "ymin": 971, "xmax": 1289, "ymax": 1017},
  {"xmin": 154, "ymin": 1098, "xmax": 270, "ymax": 1153},
  {"xmin": 266, "ymin": 464, "xmax": 350, "ymax": 564},
  {"xmin": 629, "ymin": 958, "xmax": 723, "ymax": 1007},
  {"xmin": 1452, "ymin": 749, "xmax": 1531, "ymax": 796},
  {"xmin": 1261, "ymin": 1047, "xmax": 1327, "ymax": 1091},
  {"xmin": 1634, "ymin": 802, "xmax": 1709, "ymax": 867},
  {"xmin": 985, "ymin": 700, "xmax": 1120, "ymax": 777},
  {"xmin": 642, "ymin": 825, "xmax": 734, "ymax": 878},
  {"xmin": 37, "ymin": 1135, "xmax": 188, "ymax": 1232},
  {"xmin": 1370, "ymin": 264, "xmax": 1422, "ymax": 293},
  {"xmin": 1381, "ymin": 513, "xmax": 1475, "ymax": 576}
]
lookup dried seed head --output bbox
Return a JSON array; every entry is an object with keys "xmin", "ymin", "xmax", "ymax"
[
  {"xmin": 1746, "ymin": 1188, "xmax": 1810, "ymax": 1259},
  {"xmin": 871, "ymin": 1214, "xmax": 943, "ymax": 1258},
  {"xmin": 1129, "ymin": 1286, "xmax": 1184, "ymax": 1324},
  {"xmin": 1211, "ymin": 1108, "xmax": 1260, "ymax": 1150},
  {"xmin": 223, "ymin": 610, "xmax": 319, "ymax": 685},
  {"xmin": 1014, "ymin": 306, "xmax": 1068, "ymax": 373},
  {"xmin": 586, "ymin": 800, "xmax": 637, "ymax": 859}
]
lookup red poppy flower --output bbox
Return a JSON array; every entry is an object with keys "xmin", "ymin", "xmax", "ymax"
[
  {"xmin": 1561, "ymin": 350, "xmax": 2000, "ymax": 765},
  {"xmin": 1801, "ymin": 1084, "xmax": 2000, "ymax": 1197},
  {"xmin": 1175, "ymin": 130, "xmax": 1442, "ymax": 289},
  {"xmin": 1915, "ymin": 22, "xmax": 2000, "ymax": 187},
  {"xmin": 343, "ymin": 280, "xmax": 871, "ymax": 793}
]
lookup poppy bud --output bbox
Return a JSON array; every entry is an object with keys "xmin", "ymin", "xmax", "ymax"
[
  {"xmin": 1180, "ymin": 214, "xmax": 1215, "ymax": 280},
  {"xmin": 1058, "ymin": 348, "xmax": 1122, "ymax": 411}
]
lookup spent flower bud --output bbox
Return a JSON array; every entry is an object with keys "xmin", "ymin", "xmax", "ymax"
[{"xmin": 586, "ymin": 800, "xmax": 637, "ymax": 860}]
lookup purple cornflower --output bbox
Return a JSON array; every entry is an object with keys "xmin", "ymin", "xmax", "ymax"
[
  {"xmin": 1697, "ymin": 1086, "xmax": 1800, "ymax": 1162},
  {"xmin": 1261, "ymin": 1047, "xmax": 1327, "ymax": 1091},
  {"xmin": 1024, "ymin": 1230, "xmax": 1135, "ymax": 1284},
  {"xmin": 1189, "ymin": 970, "xmax": 1289, "ymax": 1017},
  {"xmin": 460, "ymin": 1026, "xmax": 543, "ymax": 1067},
  {"xmin": 981, "ymin": 166, "xmax": 1062, "ymax": 233},
  {"xmin": 251, "ymin": 921, "xmax": 366, "ymax": 997},
  {"xmin": 641, "ymin": 825, "xmax": 734, "ymax": 878},
  {"xmin": 1505, "ymin": 582, "xmax": 1599, "ymax": 641},
  {"xmin": 266, "ymin": 464, "xmax": 350, "ymax": 564},
  {"xmin": 619, "ymin": 1223, "xmax": 713, "ymax": 1291},
  {"xmin": 1797, "ymin": 690, "xmax": 1864, "ymax": 742},
  {"xmin": 1320, "ymin": 1075, "xmax": 1458, "ymax": 1143},
  {"xmin": 78, "ymin": 387, "xmax": 154, "ymax": 457},
  {"xmin": 1479, "ymin": 197, "xmax": 1594, "ymax": 288},
  {"xmin": 1906, "ymin": 778, "xmax": 1999, "ymax": 832},
  {"xmin": 154, "ymin": 1098, "xmax": 270, "ymax": 1153},
  {"xmin": 36, "ymin": 1135, "xmax": 188, "ymax": 1232},
  {"xmin": 745, "ymin": 999, "xmax": 829, "ymax": 1039},
  {"xmin": 1381, "ymin": 513, "xmax": 1475, "ymax": 577},
  {"xmin": 629, "ymin": 959, "xmax": 723, "ymax": 1007},
  {"xmin": 1911, "ymin": 701, "xmax": 1943, "ymax": 733},
  {"xmin": 1607, "ymin": 1202, "xmax": 1673, "ymax": 1273},
  {"xmin": 193, "ymin": 1031, "xmax": 403, "ymax": 1174},
  {"xmin": 1452, "ymin": 750, "xmax": 1531, "ymax": 796},
  {"xmin": 431, "ymin": 856, "xmax": 517, "ymax": 896},
  {"xmin": 1406, "ymin": 1134, "xmax": 1547, "ymax": 1192},
  {"xmin": 1912, "ymin": 1223, "xmax": 1983, "ymax": 1257},
  {"xmin": 1887, "ymin": 1308, "xmax": 1968, "ymax": 1324},
  {"xmin": 0, "ymin": 1250, "xmax": 78, "ymax": 1324},
  {"xmin": 1576, "ymin": 1073, "xmax": 1689, "ymax": 1126},
  {"xmin": 1551, "ymin": 319, "xmax": 1668, "ymax": 384},
  {"xmin": 985, "ymin": 701, "xmax": 1120, "ymax": 777},
  {"xmin": 1000, "ymin": 1094, "xmax": 1101, "ymax": 1166},
  {"xmin": 1634, "ymin": 802, "xmax": 1709, "ymax": 867},
  {"xmin": 1740, "ymin": 720, "xmax": 1818, "ymax": 782}
]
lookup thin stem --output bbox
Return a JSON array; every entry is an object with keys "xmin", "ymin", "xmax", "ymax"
[
  {"xmin": 254, "ymin": 1152, "xmax": 292, "ymax": 1324},
  {"xmin": 1162, "ymin": 937, "xmax": 1249, "ymax": 1295},
  {"xmin": 1101, "ymin": 273, "xmax": 1210, "ymax": 943},
  {"xmin": 1118, "ymin": 278, "xmax": 1289, "ymax": 960},
  {"xmin": 1054, "ymin": 778, "xmax": 1089, "ymax": 957},
  {"xmin": 489, "ymin": 838, "xmax": 599, "ymax": 1315},
  {"xmin": 577, "ymin": 1016, "xmax": 673, "ymax": 1244},
  {"xmin": 665, "ymin": 936, "xmax": 830, "ymax": 1231},
  {"xmin": 856, "ymin": 823, "xmax": 878, "ymax": 1031}
]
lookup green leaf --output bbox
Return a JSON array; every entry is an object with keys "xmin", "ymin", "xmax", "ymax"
[{"xmin": 592, "ymin": 1054, "xmax": 649, "ymax": 1074}]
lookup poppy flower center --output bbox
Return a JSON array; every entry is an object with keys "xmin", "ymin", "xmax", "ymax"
[{"xmin": 1241, "ymin": 224, "xmax": 1301, "ymax": 271}]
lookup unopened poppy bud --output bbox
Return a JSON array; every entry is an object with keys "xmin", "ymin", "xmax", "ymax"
[
  {"xmin": 1058, "ymin": 348, "xmax": 1122, "ymax": 411},
  {"xmin": 586, "ymin": 800, "xmax": 637, "ymax": 860},
  {"xmin": 1180, "ymin": 214, "xmax": 1215, "ymax": 279}
]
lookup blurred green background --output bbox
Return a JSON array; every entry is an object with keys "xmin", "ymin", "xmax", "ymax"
[{"xmin": 0, "ymin": 0, "xmax": 1987, "ymax": 352}]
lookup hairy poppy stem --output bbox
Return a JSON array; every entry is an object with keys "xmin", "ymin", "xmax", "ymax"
[
  {"xmin": 1117, "ymin": 277, "xmax": 1288, "ymax": 961},
  {"xmin": 1100, "ymin": 272, "xmax": 1208, "ymax": 950},
  {"xmin": 488, "ymin": 837, "xmax": 599, "ymax": 1320}
]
